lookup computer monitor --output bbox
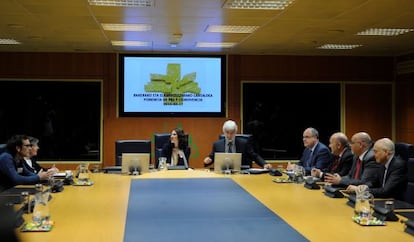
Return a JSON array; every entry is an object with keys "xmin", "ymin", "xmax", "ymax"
[
  {"xmin": 214, "ymin": 153, "xmax": 242, "ymax": 173},
  {"xmin": 121, "ymin": 153, "xmax": 150, "ymax": 175}
]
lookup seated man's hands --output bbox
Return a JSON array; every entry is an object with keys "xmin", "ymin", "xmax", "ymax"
[
  {"xmin": 324, "ymin": 173, "xmax": 341, "ymax": 185},
  {"xmin": 311, "ymin": 168, "xmax": 321, "ymax": 178},
  {"xmin": 263, "ymin": 163, "xmax": 272, "ymax": 169},
  {"xmin": 203, "ymin": 157, "xmax": 212, "ymax": 165}
]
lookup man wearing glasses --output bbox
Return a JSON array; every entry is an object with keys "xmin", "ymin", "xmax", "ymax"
[
  {"xmin": 0, "ymin": 134, "xmax": 54, "ymax": 192},
  {"xmin": 294, "ymin": 127, "xmax": 331, "ymax": 175}
]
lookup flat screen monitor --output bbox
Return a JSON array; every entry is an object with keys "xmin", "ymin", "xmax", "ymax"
[
  {"xmin": 214, "ymin": 153, "xmax": 242, "ymax": 173},
  {"xmin": 118, "ymin": 54, "xmax": 226, "ymax": 117},
  {"xmin": 121, "ymin": 153, "xmax": 150, "ymax": 175}
]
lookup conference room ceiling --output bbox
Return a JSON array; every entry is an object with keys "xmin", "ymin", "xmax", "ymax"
[{"xmin": 1, "ymin": 0, "xmax": 414, "ymax": 56}]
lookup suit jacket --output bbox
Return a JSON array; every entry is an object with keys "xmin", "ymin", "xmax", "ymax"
[
  {"xmin": 208, "ymin": 137, "xmax": 256, "ymax": 167},
  {"xmin": 340, "ymin": 148, "xmax": 381, "ymax": 186},
  {"xmin": 323, "ymin": 147, "xmax": 353, "ymax": 177},
  {"xmin": 0, "ymin": 152, "xmax": 40, "ymax": 192},
  {"xmin": 21, "ymin": 157, "xmax": 45, "ymax": 174},
  {"xmin": 298, "ymin": 142, "xmax": 331, "ymax": 175},
  {"xmin": 160, "ymin": 143, "xmax": 191, "ymax": 167},
  {"xmin": 369, "ymin": 156, "xmax": 407, "ymax": 199}
]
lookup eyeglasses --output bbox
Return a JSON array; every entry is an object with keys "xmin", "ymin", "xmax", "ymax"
[
  {"xmin": 22, "ymin": 144, "xmax": 32, "ymax": 147},
  {"xmin": 303, "ymin": 136, "xmax": 314, "ymax": 139}
]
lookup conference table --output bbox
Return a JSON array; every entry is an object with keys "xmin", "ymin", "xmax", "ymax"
[{"xmin": 17, "ymin": 169, "xmax": 413, "ymax": 242}]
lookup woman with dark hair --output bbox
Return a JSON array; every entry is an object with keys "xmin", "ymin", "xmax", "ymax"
[{"xmin": 161, "ymin": 128, "xmax": 191, "ymax": 168}]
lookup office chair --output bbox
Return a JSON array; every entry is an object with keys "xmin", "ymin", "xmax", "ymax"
[
  {"xmin": 395, "ymin": 142, "xmax": 414, "ymax": 162},
  {"xmin": 0, "ymin": 144, "xmax": 6, "ymax": 154},
  {"xmin": 403, "ymin": 158, "xmax": 414, "ymax": 205},
  {"xmin": 218, "ymin": 134, "xmax": 252, "ymax": 141},
  {"xmin": 114, "ymin": 140, "xmax": 151, "ymax": 166},
  {"xmin": 154, "ymin": 133, "xmax": 189, "ymax": 168}
]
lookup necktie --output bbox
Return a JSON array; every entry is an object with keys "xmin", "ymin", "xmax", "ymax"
[
  {"xmin": 382, "ymin": 167, "xmax": 387, "ymax": 187},
  {"xmin": 228, "ymin": 142, "xmax": 233, "ymax": 153},
  {"xmin": 331, "ymin": 156, "xmax": 340, "ymax": 173},
  {"xmin": 305, "ymin": 150, "xmax": 313, "ymax": 170},
  {"xmin": 354, "ymin": 158, "xmax": 362, "ymax": 179}
]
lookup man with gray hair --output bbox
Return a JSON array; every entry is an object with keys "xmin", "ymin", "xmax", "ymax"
[
  {"xmin": 203, "ymin": 120, "xmax": 271, "ymax": 169},
  {"xmin": 347, "ymin": 138, "xmax": 407, "ymax": 199}
]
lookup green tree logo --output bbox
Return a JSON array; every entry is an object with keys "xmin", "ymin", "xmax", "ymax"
[{"xmin": 144, "ymin": 63, "xmax": 201, "ymax": 105}]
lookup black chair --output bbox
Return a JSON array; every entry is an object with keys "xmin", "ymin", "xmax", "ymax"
[
  {"xmin": 154, "ymin": 133, "xmax": 189, "ymax": 168},
  {"xmin": 115, "ymin": 140, "xmax": 151, "ymax": 166},
  {"xmin": 0, "ymin": 143, "xmax": 6, "ymax": 154},
  {"xmin": 403, "ymin": 158, "xmax": 414, "ymax": 205},
  {"xmin": 395, "ymin": 142, "xmax": 414, "ymax": 162},
  {"xmin": 218, "ymin": 134, "xmax": 252, "ymax": 141}
]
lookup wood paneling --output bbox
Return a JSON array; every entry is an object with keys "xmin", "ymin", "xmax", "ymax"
[
  {"xmin": 344, "ymin": 84, "xmax": 393, "ymax": 140},
  {"xmin": 0, "ymin": 52, "xmax": 400, "ymax": 169}
]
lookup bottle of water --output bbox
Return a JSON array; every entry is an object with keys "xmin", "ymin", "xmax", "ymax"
[{"xmin": 32, "ymin": 184, "xmax": 50, "ymax": 225}]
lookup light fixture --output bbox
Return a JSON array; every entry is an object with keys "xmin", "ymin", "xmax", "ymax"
[
  {"xmin": 317, "ymin": 44, "xmax": 362, "ymax": 50},
  {"xmin": 223, "ymin": 0, "xmax": 295, "ymax": 10},
  {"xmin": 88, "ymin": 0, "xmax": 153, "ymax": 7},
  {"xmin": 196, "ymin": 42, "xmax": 236, "ymax": 48},
  {"xmin": 169, "ymin": 33, "xmax": 183, "ymax": 47},
  {"xmin": 357, "ymin": 28, "xmax": 414, "ymax": 36},
  {"xmin": 102, "ymin": 23, "xmax": 152, "ymax": 31},
  {"xmin": 111, "ymin": 40, "xmax": 151, "ymax": 46},
  {"xmin": 206, "ymin": 25, "xmax": 259, "ymax": 33},
  {"xmin": 0, "ymin": 39, "xmax": 21, "ymax": 45}
]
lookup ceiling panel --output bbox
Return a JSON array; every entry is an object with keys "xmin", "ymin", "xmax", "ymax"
[{"xmin": 0, "ymin": 0, "xmax": 412, "ymax": 55}]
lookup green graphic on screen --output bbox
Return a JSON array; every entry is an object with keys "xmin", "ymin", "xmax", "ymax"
[{"xmin": 144, "ymin": 63, "xmax": 201, "ymax": 105}]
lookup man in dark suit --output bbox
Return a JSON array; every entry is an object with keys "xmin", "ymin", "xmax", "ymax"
[
  {"xmin": 295, "ymin": 127, "xmax": 331, "ymax": 175},
  {"xmin": 203, "ymin": 120, "xmax": 271, "ymax": 169},
  {"xmin": 325, "ymin": 132, "xmax": 381, "ymax": 187},
  {"xmin": 347, "ymin": 138, "xmax": 408, "ymax": 199},
  {"xmin": 311, "ymin": 132, "xmax": 353, "ymax": 179}
]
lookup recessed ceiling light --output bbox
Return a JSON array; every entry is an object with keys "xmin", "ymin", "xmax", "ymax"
[
  {"xmin": 206, "ymin": 25, "xmax": 259, "ymax": 33},
  {"xmin": 111, "ymin": 40, "xmax": 151, "ymax": 46},
  {"xmin": 88, "ymin": 0, "xmax": 153, "ymax": 7},
  {"xmin": 102, "ymin": 23, "xmax": 152, "ymax": 31},
  {"xmin": 318, "ymin": 44, "xmax": 362, "ymax": 50},
  {"xmin": 0, "ymin": 39, "xmax": 21, "ymax": 45},
  {"xmin": 196, "ymin": 42, "xmax": 236, "ymax": 48},
  {"xmin": 223, "ymin": 0, "xmax": 295, "ymax": 10},
  {"xmin": 357, "ymin": 28, "xmax": 414, "ymax": 36}
]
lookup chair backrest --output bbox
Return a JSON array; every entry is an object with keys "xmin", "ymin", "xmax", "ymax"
[
  {"xmin": 218, "ymin": 134, "xmax": 252, "ymax": 142},
  {"xmin": 154, "ymin": 133, "xmax": 189, "ymax": 168},
  {"xmin": 403, "ymin": 158, "xmax": 414, "ymax": 204},
  {"xmin": 395, "ymin": 142, "xmax": 414, "ymax": 162},
  {"xmin": 154, "ymin": 134, "xmax": 171, "ymax": 166},
  {"xmin": 0, "ymin": 144, "xmax": 6, "ymax": 154},
  {"xmin": 115, "ymin": 140, "xmax": 151, "ymax": 166}
]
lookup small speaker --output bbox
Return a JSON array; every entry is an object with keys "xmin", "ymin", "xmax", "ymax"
[
  {"xmin": 372, "ymin": 206, "xmax": 399, "ymax": 221},
  {"xmin": 323, "ymin": 185, "xmax": 344, "ymax": 198},
  {"xmin": 404, "ymin": 219, "xmax": 414, "ymax": 236},
  {"xmin": 304, "ymin": 181, "xmax": 320, "ymax": 190}
]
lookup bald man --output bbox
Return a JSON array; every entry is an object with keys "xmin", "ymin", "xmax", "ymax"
[
  {"xmin": 347, "ymin": 138, "xmax": 407, "ymax": 199},
  {"xmin": 325, "ymin": 132, "xmax": 380, "ymax": 187},
  {"xmin": 311, "ymin": 132, "xmax": 353, "ymax": 179}
]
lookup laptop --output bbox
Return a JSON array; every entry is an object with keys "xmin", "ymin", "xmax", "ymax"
[
  {"xmin": 121, "ymin": 153, "xmax": 150, "ymax": 175},
  {"xmin": 214, "ymin": 152, "xmax": 242, "ymax": 173}
]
